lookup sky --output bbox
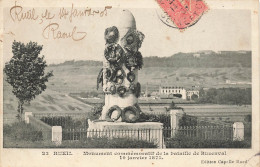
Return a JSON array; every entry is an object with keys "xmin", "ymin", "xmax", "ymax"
[{"xmin": 3, "ymin": 7, "xmax": 251, "ymax": 64}]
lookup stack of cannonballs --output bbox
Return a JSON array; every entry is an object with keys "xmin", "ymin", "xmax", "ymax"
[{"xmin": 97, "ymin": 10, "xmax": 145, "ymax": 123}]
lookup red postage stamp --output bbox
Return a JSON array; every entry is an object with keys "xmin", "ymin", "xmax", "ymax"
[{"xmin": 156, "ymin": 0, "xmax": 209, "ymax": 30}]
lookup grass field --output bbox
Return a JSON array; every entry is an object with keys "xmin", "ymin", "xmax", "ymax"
[{"xmin": 3, "ymin": 79, "xmax": 93, "ymax": 124}]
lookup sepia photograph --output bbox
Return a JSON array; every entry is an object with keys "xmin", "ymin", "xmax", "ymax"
[{"xmin": 0, "ymin": 0, "xmax": 259, "ymax": 166}]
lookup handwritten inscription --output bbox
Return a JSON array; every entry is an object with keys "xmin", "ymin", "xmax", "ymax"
[
  {"xmin": 42, "ymin": 23, "xmax": 87, "ymax": 41},
  {"xmin": 58, "ymin": 4, "xmax": 112, "ymax": 22},
  {"xmin": 10, "ymin": 2, "xmax": 38, "ymax": 22},
  {"xmin": 9, "ymin": 2, "xmax": 112, "ymax": 41}
]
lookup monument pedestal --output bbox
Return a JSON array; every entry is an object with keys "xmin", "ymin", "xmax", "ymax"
[{"xmin": 88, "ymin": 120, "xmax": 164, "ymax": 148}]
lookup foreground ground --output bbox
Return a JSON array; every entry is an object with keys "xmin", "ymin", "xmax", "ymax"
[{"xmin": 3, "ymin": 122, "xmax": 251, "ymax": 148}]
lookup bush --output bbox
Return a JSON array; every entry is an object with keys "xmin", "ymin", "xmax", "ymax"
[
  {"xmin": 91, "ymin": 103, "xmax": 104, "ymax": 118},
  {"xmin": 178, "ymin": 114, "xmax": 198, "ymax": 126},
  {"xmin": 165, "ymin": 134, "xmax": 251, "ymax": 148},
  {"xmin": 139, "ymin": 112, "xmax": 171, "ymax": 128},
  {"xmin": 40, "ymin": 116, "xmax": 88, "ymax": 129},
  {"xmin": 173, "ymin": 94, "xmax": 182, "ymax": 98},
  {"xmin": 79, "ymin": 91, "xmax": 99, "ymax": 98},
  {"xmin": 4, "ymin": 122, "xmax": 43, "ymax": 142},
  {"xmin": 191, "ymin": 94, "xmax": 198, "ymax": 100},
  {"xmin": 244, "ymin": 115, "xmax": 251, "ymax": 122},
  {"xmin": 197, "ymin": 87, "xmax": 251, "ymax": 105}
]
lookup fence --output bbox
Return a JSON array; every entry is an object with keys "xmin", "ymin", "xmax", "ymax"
[
  {"xmin": 62, "ymin": 128, "xmax": 163, "ymax": 142},
  {"xmin": 61, "ymin": 126, "xmax": 234, "ymax": 141},
  {"xmin": 33, "ymin": 112, "xmax": 90, "ymax": 129},
  {"xmin": 61, "ymin": 125, "xmax": 236, "ymax": 147},
  {"xmin": 25, "ymin": 111, "xmax": 250, "ymax": 147},
  {"xmin": 31, "ymin": 110, "xmax": 232, "ymax": 131},
  {"xmin": 197, "ymin": 118, "xmax": 233, "ymax": 126},
  {"xmin": 33, "ymin": 112, "xmax": 90, "ymax": 119},
  {"xmin": 33, "ymin": 111, "xmax": 172, "ymax": 129},
  {"xmin": 172, "ymin": 126, "xmax": 233, "ymax": 140}
]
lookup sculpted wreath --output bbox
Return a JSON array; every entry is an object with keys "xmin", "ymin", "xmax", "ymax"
[
  {"xmin": 127, "ymin": 71, "xmax": 136, "ymax": 83},
  {"xmin": 125, "ymin": 51, "xmax": 143, "ymax": 71},
  {"xmin": 104, "ymin": 26, "xmax": 119, "ymax": 44},
  {"xmin": 105, "ymin": 105, "xmax": 122, "ymax": 122},
  {"xmin": 104, "ymin": 44, "xmax": 125, "ymax": 69},
  {"xmin": 117, "ymin": 86, "xmax": 127, "ymax": 97},
  {"xmin": 121, "ymin": 105, "xmax": 140, "ymax": 123}
]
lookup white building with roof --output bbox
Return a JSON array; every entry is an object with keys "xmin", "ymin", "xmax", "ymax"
[
  {"xmin": 159, "ymin": 86, "xmax": 187, "ymax": 99},
  {"xmin": 159, "ymin": 86, "xmax": 199, "ymax": 100},
  {"xmin": 186, "ymin": 89, "xmax": 200, "ymax": 100}
]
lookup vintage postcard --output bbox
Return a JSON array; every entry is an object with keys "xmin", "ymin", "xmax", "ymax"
[{"xmin": 0, "ymin": 0, "xmax": 259, "ymax": 166}]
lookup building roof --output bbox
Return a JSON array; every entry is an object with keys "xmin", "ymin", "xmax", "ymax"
[{"xmin": 160, "ymin": 86, "xmax": 184, "ymax": 89}]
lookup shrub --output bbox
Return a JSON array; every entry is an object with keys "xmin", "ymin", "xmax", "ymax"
[
  {"xmin": 178, "ymin": 114, "xmax": 198, "ymax": 126},
  {"xmin": 40, "ymin": 116, "xmax": 88, "ymax": 129},
  {"xmin": 173, "ymin": 94, "xmax": 182, "ymax": 98},
  {"xmin": 197, "ymin": 87, "xmax": 251, "ymax": 105},
  {"xmin": 165, "ymin": 134, "xmax": 251, "ymax": 148},
  {"xmin": 79, "ymin": 92, "xmax": 88, "ymax": 98},
  {"xmin": 244, "ymin": 115, "xmax": 251, "ymax": 122},
  {"xmin": 79, "ymin": 91, "xmax": 99, "ymax": 98},
  {"xmin": 3, "ymin": 122, "xmax": 43, "ymax": 142},
  {"xmin": 139, "ymin": 112, "xmax": 171, "ymax": 128},
  {"xmin": 91, "ymin": 103, "xmax": 104, "ymax": 118},
  {"xmin": 191, "ymin": 94, "xmax": 198, "ymax": 100}
]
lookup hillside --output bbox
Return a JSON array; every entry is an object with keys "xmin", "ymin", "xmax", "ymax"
[
  {"xmin": 3, "ymin": 79, "xmax": 93, "ymax": 124},
  {"xmin": 50, "ymin": 50, "xmax": 251, "ymax": 68},
  {"xmin": 44, "ymin": 66, "xmax": 251, "ymax": 94},
  {"xmin": 45, "ymin": 51, "xmax": 251, "ymax": 93},
  {"xmin": 3, "ymin": 50, "xmax": 251, "ymax": 123},
  {"xmin": 144, "ymin": 51, "xmax": 251, "ymax": 68}
]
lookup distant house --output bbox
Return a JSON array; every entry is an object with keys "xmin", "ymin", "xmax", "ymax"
[
  {"xmin": 159, "ymin": 85, "xmax": 200, "ymax": 100},
  {"xmin": 237, "ymin": 50, "xmax": 248, "ymax": 54},
  {"xmin": 159, "ymin": 86, "xmax": 187, "ymax": 99},
  {"xmin": 149, "ymin": 91, "xmax": 159, "ymax": 99},
  {"xmin": 186, "ymin": 89, "xmax": 200, "ymax": 100},
  {"xmin": 218, "ymin": 50, "xmax": 249, "ymax": 54},
  {"xmin": 193, "ymin": 53, "xmax": 200, "ymax": 58},
  {"xmin": 226, "ymin": 80, "xmax": 231, "ymax": 84},
  {"xmin": 198, "ymin": 50, "xmax": 215, "ymax": 55}
]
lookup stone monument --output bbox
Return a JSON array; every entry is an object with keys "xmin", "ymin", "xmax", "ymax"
[
  {"xmin": 89, "ymin": 9, "xmax": 164, "ymax": 148},
  {"xmin": 95, "ymin": 9, "xmax": 144, "ymax": 122}
]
